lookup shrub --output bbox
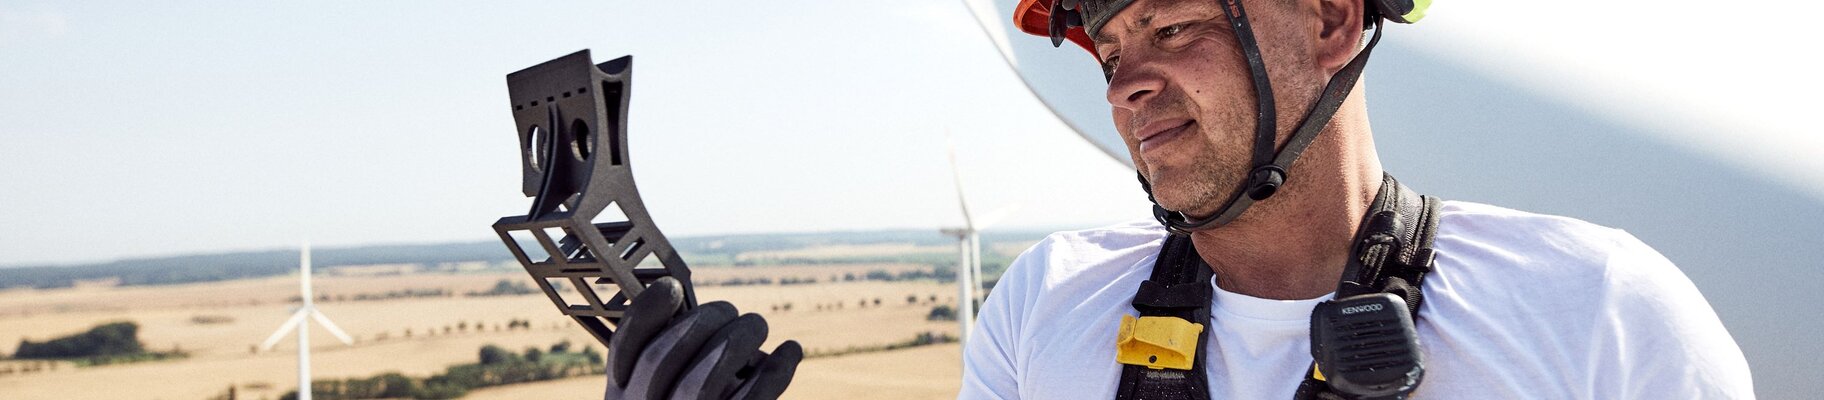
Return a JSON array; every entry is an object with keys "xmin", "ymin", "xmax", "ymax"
[
  {"xmin": 478, "ymin": 345, "xmax": 513, "ymax": 365},
  {"xmin": 14, "ymin": 321, "xmax": 145, "ymax": 359},
  {"xmin": 466, "ymin": 279, "xmax": 537, "ymax": 297},
  {"xmin": 282, "ymin": 340, "xmax": 598, "ymax": 400},
  {"xmin": 927, "ymin": 305, "xmax": 957, "ymax": 321},
  {"xmin": 581, "ymin": 346, "xmax": 603, "ymax": 365}
]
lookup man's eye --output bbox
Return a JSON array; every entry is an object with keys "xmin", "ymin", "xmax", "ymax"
[
  {"xmin": 1155, "ymin": 23, "xmax": 1188, "ymax": 40},
  {"xmin": 1100, "ymin": 55, "xmax": 1120, "ymax": 78}
]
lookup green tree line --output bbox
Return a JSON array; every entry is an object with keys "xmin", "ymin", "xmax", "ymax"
[{"xmin": 279, "ymin": 340, "xmax": 602, "ymax": 400}]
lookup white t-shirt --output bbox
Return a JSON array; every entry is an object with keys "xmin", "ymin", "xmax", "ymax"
[{"xmin": 960, "ymin": 201, "xmax": 1753, "ymax": 399}]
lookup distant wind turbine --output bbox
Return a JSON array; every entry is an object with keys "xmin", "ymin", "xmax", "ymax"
[
  {"xmin": 941, "ymin": 134, "xmax": 1019, "ymax": 348},
  {"xmin": 260, "ymin": 242, "xmax": 353, "ymax": 400}
]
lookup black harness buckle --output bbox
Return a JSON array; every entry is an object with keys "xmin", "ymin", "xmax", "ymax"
[{"xmin": 1310, "ymin": 293, "xmax": 1424, "ymax": 399}]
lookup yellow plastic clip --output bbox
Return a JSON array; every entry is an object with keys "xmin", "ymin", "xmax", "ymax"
[{"xmin": 1115, "ymin": 315, "xmax": 1204, "ymax": 370}]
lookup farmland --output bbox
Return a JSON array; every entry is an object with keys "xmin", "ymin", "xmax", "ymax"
[{"xmin": 0, "ymin": 236, "xmax": 1027, "ymax": 399}]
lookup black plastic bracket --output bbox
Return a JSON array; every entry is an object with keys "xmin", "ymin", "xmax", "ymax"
[{"xmin": 492, "ymin": 50, "xmax": 696, "ymax": 347}]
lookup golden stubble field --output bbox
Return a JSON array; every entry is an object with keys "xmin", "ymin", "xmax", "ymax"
[{"xmin": 0, "ymin": 263, "xmax": 967, "ymax": 400}]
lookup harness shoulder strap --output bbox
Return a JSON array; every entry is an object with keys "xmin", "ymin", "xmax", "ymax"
[
  {"xmin": 1340, "ymin": 175, "xmax": 1441, "ymax": 301},
  {"xmin": 1116, "ymin": 232, "xmax": 1214, "ymax": 400}
]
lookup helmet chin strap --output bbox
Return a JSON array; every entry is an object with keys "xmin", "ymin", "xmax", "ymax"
[{"xmin": 1146, "ymin": 7, "xmax": 1387, "ymax": 235}]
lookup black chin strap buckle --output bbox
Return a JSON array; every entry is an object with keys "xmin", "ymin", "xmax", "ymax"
[
  {"xmin": 1246, "ymin": 165, "xmax": 1286, "ymax": 201},
  {"xmin": 1153, "ymin": 205, "xmax": 1190, "ymax": 235}
]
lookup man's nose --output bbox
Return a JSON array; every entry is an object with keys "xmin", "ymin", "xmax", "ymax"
[{"xmin": 1106, "ymin": 63, "xmax": 1166, "ymax": 112}]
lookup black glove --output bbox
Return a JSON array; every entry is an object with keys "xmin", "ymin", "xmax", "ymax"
[{"xmin": 605, "ymin": 277, "xmax": 802, "ymax": 400}]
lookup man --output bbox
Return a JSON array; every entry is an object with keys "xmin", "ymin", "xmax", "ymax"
[
  {"xmin": 959, "ymin": 0, "xmax": 1753, "ymax": 398},
  {"xmin": 597, "ymin": 0, "xmax": 1751, "ymax": 398}
]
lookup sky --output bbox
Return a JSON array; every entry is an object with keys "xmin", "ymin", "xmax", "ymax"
[{"xmin": 1, "ymin": 0, "xmax": 1818, "ymax": 267}]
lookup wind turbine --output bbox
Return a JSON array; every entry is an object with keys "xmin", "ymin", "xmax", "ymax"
[
  {"xmin": 941, "ymin": 136, "xmax": 1019, "ymax": 347},
  {"xmin": 260, "ymin": 242, "xmax": 354, "ymax": 400}
]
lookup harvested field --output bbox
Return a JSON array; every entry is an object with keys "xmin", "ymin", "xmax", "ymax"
[
  {"xmin": 464, "ymin": 343, "xmax": 963, "ymax": 400},
  {"xmin": 0, "ymin": 264, "xmax": 968, "ymax": 399}
]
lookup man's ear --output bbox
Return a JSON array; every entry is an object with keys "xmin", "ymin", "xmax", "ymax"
[{"xmin": 1315, "ymin": 0, "xmax": 1366, "ymax": 72}]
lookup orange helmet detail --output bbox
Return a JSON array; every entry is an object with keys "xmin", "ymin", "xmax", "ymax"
[{"xmin": 1014, "ymin": 0, "xmax": 1099, "ymax": 57}]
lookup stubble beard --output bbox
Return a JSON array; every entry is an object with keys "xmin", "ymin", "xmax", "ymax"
[{"xmin": 1144, "ymin": 126, "xmax": 1249, "ymax": 219}]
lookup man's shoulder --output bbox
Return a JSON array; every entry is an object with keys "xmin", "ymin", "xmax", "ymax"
[
  {"xmin": 1420, "ymin": 202, "xmax": 1752, "ymax": 397},
  {"xmin": 1026, "ymin": 219, "xmax": 1168, "ymax": 269},
  {"xmin": 998, "ymin": 219, "xmax": 1167, "ymax": 294},
  {"xmin": 1426, "ymin": 200, "xmax": 1695, "ymax": 325},
  {"xmin": 1433, "ymin": 200, "xmax": 1649, "ymax": 273},
  {"xmin": 1035, "ymin": 219, "xmax": 1169, "ymax": 255},
  {"xmin": 1437, "ymin": 200, "xmax": 1625, "ymax": 241}
]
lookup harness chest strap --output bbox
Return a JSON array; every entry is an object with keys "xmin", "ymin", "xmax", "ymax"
[{"xmin": 1115, "ymin": 174, "xmax": 1441, "ymax": 400}]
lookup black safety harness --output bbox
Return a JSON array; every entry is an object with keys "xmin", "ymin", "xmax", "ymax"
[{"xmin": 1118, "ymin": 174, "xmax": 1440, "ymax": 400}]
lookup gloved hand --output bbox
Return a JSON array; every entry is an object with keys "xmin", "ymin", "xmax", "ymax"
[{"xmin": 605, "ymin": 277, "xmax": 802, "ymax": 400}]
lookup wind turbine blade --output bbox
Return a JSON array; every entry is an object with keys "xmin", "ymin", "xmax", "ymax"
[
  {"xmin": 261, "ymin": 310, "xmax": 310, "ymax": 351},
  {"xmin": 973, "ymin": 203, "xmax": 1024, "ymax": 231},
  {"xmin": 309, "ymin": 310, "xmax": 355, "ymax": 345},
  {"xmin": 958, "ymin": 0, "xmax": 1018, "ymax": 69},
  {"xmin": 947, "ymin": 132, "xmax": 976, "ymax": 230},
  {"xmin": 954, "ymin": 0, "xmax": 1134, "ymax": 168}
]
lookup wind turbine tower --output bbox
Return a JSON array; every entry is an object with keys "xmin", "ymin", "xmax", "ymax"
[
  {"xmin": 942, "ymin": 137, "xmax": 1018, "ymax": 347},
  {"xmin": 260, "ymin": 242, "xmax": 354, "ymax": 400}
]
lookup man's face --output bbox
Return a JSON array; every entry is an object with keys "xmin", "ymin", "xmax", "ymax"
[{"xmin": 1094, "ymin": 0, "xmax": 1319, "ymax": 217}]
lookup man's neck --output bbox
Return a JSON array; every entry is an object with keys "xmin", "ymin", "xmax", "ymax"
[{"xmin": 1189, "ymin": 106, "xmax": 1381, "ymax": 300}]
